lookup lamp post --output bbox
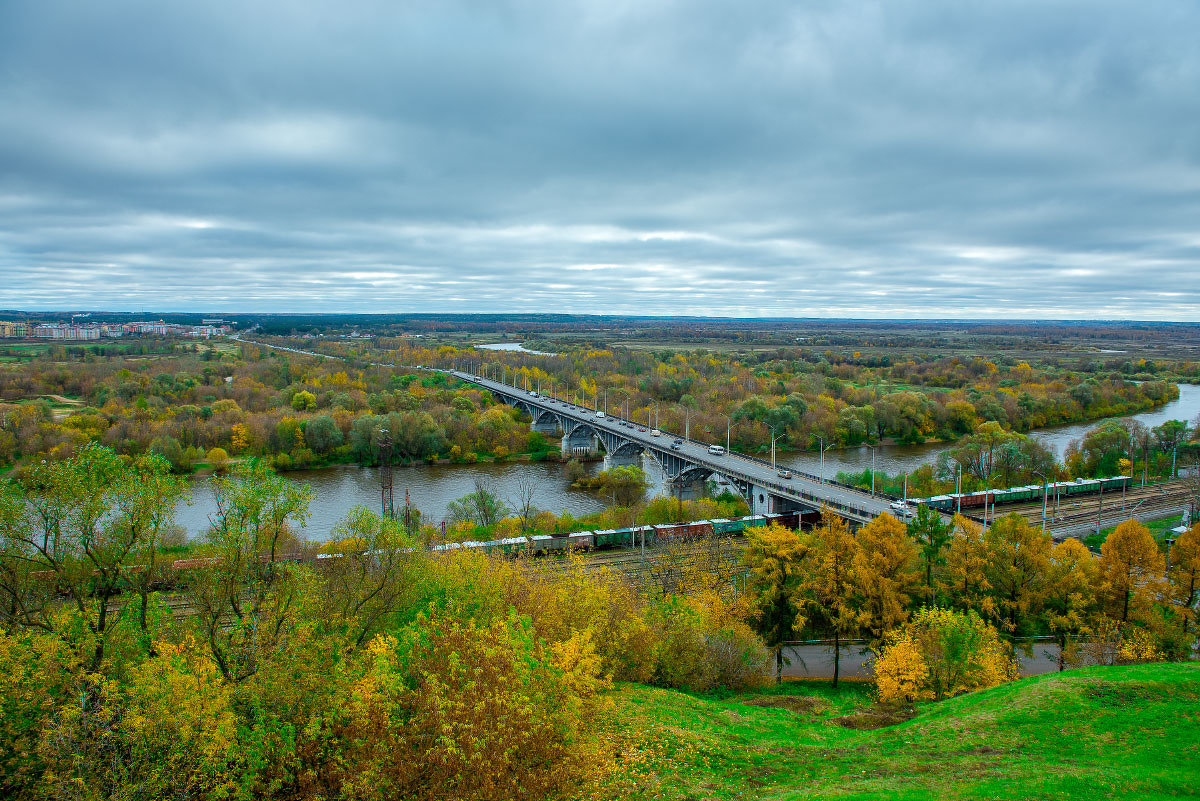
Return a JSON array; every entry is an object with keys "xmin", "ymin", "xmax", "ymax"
[
  {"xmin": 769, "ymin": 424, "xmax": 786, "ymax": 470},
  {"xmin": 1031, "ymin": 470, "xmax": 1050, "ymax": 533},
  {"xmin": 817, "ymin": 436, "xmax": 832, "ymax": 484},
  {"xmin": 865, "ymin": 443, "xmax": 877, "ymax": 497}
]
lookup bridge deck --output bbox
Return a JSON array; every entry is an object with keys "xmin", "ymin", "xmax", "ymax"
[{"xmin": 446, "ymin": 370, "xmax": 916, "ymax": 524}]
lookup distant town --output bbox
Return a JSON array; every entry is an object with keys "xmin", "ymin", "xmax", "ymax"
[{"xmin": 0, "ymin": 318, "xmax": 232, "ymax": 340}]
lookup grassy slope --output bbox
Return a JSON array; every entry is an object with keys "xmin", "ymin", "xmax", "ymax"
[{"xmin": 595, "ymin": 663, "xmax": 1200, "ymax": 800}]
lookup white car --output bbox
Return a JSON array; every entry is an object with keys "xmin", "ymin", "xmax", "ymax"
[{"xmin": 650, "ymin": 429, "xmax": 661, "ymax": 437}]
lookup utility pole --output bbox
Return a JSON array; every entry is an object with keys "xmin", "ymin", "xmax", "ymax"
[{"xmin": 1095, "ymin": 480, "xmax": 1105, "ymax": 538}]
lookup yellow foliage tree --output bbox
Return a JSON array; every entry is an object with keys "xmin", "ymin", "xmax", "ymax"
[
  {"xmin": 852, "ymin": 511, "xmax": 920, "ymax": 645},
  {"xmin": 873, "ymin": 607, "xmax": 1016, "ymax": 704},
  {"xmin": 1099, "ymin": 520, "xmax": 1165, "ymax": 623}
]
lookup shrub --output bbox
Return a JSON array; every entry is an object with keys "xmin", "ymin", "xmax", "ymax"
[
  {"xmin": 873, "ymin": 607, "xmax": 1017, "ymax": 704},
  {"xmin": 333, "ymin": 614, "xmax": 605, "ymax": 801}
]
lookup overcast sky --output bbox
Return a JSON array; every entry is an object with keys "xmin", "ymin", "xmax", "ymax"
[{"xmin": 2, "ymin": 1, "xmax": 1199, "ymax": 319}]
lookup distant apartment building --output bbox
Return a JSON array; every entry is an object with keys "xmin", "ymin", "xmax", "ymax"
[
  {"xmin": 4, "ymin": 320, "xmax": 230, "ymax": 340},
  {"xmin": 32, "ymin": 324, "xmax": 100, "ymax": 340}
]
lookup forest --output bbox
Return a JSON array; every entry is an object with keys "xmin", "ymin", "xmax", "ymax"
[
  {"xmin": 0, "ymin": 446, "xmax": 1197, "ymax": 800},
  {"xmin": 1, "ymin": 330, "xmax": 1187, "ymax": 483}
]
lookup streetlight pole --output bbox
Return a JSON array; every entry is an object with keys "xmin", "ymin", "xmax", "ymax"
[
  {"xmin": 865, "ymin": 443, "xmax": 877, "ymax": 497},
  {"xmin": 1032, "ymin": 470, "xmax": 1049, "ymax": 533}
]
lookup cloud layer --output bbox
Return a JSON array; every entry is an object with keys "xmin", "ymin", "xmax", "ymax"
[{"xmin": 2, "ymin": 0, "xmax": 1199, "ymax": 318}]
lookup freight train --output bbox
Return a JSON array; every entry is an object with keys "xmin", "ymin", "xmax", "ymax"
[
  {"xmin": 175, "ymin": 510, "xmax": 821, "ymax": 571},
  {"xmin": 908, "ymin": 475, "xmax": 1132, "ymax": 513}
]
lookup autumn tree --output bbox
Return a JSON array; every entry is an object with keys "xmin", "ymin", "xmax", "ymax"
[
  {"xmin": 908, "ymin": 504, "xmax": 953, "ymax": 605},
  {"xmin": 804, "ymin": 511, "xmax": 861, "ymax": 687},
  {"xmin": 741, "ymin": 522, "xmax": 808, "ymax": 682},
  {"xmin": 940, "ymin": 516, "xmax": 990, "ymax": 615},
  {"xmin": 1167, "ymin": 523, "xmax": 1200, "ymax": 635},
  {"xmin": 1042, "ymin": 538, "xmax": 1098, "ymax": 670},
  {"xmin": 980, "ymin": 513, "xmax": 1051, "ymax": 636},
  {"xmin": 852, "ymin": 512, "xmax": 920, "ymax": 645},
  {"xmin": 1098, "ymin": 519, "xmax": 1166, "ymax": 624},
  {"xmin": 874, "ymin": 607, "xmax": 1017, "ymax": 704},
  {"xmin": 186, "ymin": 460, "xmax": 314, "ymax": 681}
]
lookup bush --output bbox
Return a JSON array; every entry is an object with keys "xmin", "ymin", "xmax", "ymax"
[
  {"xmin": 874, "ymin": 607, "xmax": 1017, "ymax": 704},
  {"xmin": 207, "ymin": 446, "xmax": 230, "ymax": 470},
  {"xmin": 333, "ymin": 614, "xmax": 606, "ymax": 801}
]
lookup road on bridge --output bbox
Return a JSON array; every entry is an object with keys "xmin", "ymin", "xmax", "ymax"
[{"xmin": 446, "ymin": 369, "xmax": 918, "ymax": 523}]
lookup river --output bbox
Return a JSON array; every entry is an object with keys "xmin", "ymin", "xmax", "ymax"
[
  {"xmin": 173, "ymin": 383, "xmax": 1200, "ymax": 541},
  {"xmin": 780, "ymin": 382, "xmax": 1200, "ymax": 480}
]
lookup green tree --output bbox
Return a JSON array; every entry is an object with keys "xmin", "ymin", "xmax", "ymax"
[
  {"xmin": 908, "ymin": 504, "xmax": 953, "ymax": 605},
  {"xmin": 304, "ymin": 414, "xmax": 344, "ymax": 456},
  {"xmin": 291, "ymin": 390, "xmax": 317, "ymax": 411},
  {"xmin": 186, "ymin": 460, "xmax": 314, "ymax": 681},
  {"xmin": 445, "ymin": 477, "xmax": 511, "ymax": 530}
]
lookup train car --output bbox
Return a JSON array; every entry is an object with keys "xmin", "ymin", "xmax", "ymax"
[
  {"xmin": 770, "ymin": 511, "xmax": 802, "ymax": 530},
  {"xmin": 528, "ymin": 534, "xmax": 570, "ymax": 554},
  {"xmin": 652, "ymin": 523, "xmax": 691, "ymax": 544},
  {"xmin": 173, "ymin": 557, "xmax": 223, "ymax": 570},
  {"xmin": 710, "ymin": 518, "xmax": 743, "ymax": 535},
  {"xmin": 592, "ymin": 528, "xmax": 620, "ymax": 549},
  {"xmin": 1073, "ymin": 478, "xmax": 1102, "ymax": 496},
  {"xmin": 568, "ymin": 530, "xmax": 595, "ymax": 550},
  {"xmin": 798, "ymin": 509, "xmax": 823, "ymax": 529},
  {"xmin": 925, "ymin": 495, "xmax": 956, "ymax": 512},
  {"xmin": 685, "ymin": 520, "xmax": 715, "ymax": 538},
  {"xmin": 496, "ymin": 536, "xmax": 530, "ymax": 555},
  {"xmin": 1101, "ymin": 475, "xmax": 1131, "ymax": 493},
  {"xmin": 958, "ymin": 491, "xmax": 989, "ymax": 509},
  {"xmin": 741, "ymin": 515, "xmax": 769, "ymax": 530}
]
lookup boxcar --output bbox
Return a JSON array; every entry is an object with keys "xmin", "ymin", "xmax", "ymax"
[{"xmin": 653, "ymin": 523, "xmax": 691, "ymax": 543}]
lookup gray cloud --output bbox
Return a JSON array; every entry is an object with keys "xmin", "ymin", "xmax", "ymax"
[{"xmin": 2, "ymin": 0, "xmax": 1199, "ymax": 318}]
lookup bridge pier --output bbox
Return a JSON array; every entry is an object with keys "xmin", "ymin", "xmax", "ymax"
[
  {"xmin": 531, "ymin": 414, "xmax": 559, "ymax": 436},
  {"xmin": 562, "ymin": 429, "xmax": 597, "ymax": 458},
  {"xmin": 603, "ymin": 446, "xmax": 643, "ymax": 471}
]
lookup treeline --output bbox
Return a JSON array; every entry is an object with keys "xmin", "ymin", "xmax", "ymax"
[
  {"xmin": 330, "ymin": 336, "xmax": 1179, "ymax": 454},
  {"xmin": 837, "ymin": 417, "xmax": 1200, "ymax": 505},
  {"xmin": 743, "ymin": 505, "xmax": 1199, "ymax": 696},
  {"xmin": 0, "ymin": 344, "xmax": 557, "ymax": 472}
]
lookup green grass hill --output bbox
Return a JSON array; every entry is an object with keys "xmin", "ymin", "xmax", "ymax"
[{"xmin": 595, "ymin": 663, "xmax": 1200, "ymax": 800}]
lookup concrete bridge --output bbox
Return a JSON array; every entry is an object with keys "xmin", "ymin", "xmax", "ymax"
[{"xmin": 444, "ymin": 369, "xmax": 910, "ymax": 524}]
